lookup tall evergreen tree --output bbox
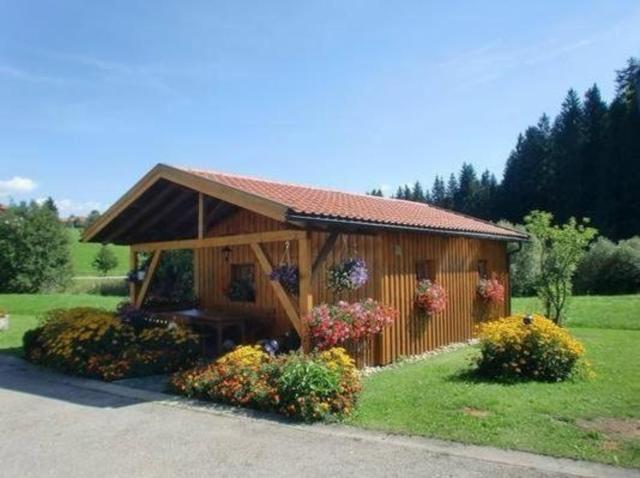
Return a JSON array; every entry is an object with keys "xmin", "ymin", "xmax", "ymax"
[
  {"xmin": 606, "ymin": 58, "xmax": 640, "ymax": 238},
  {"xmin": 445, "ymin": 174, "xmax": 458, "ymax": 209},
  {"xmin": 431, "ymin": 175, "xmax": 447, "ymax": 207},
  {"xmin": 455, "ymin": 163, "xmax": 480, "ymax": 214},
  {"xmin": 411, "ymin": 181, "xmax": 426, "ymax": 202},
  {"xmin": 550, "ymin": 89, "xmax": 584, "ymax": 221},
  {"xmin": 580, "ymin": 85, "xmax": 608, "ymax": 224},
  {"xmin": 500, "ymin": 115, "xmax": 552, "ymax": 222}
]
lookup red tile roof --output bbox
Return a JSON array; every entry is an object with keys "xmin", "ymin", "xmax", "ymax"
[{"xmin": 183, "ymin": 167, "xmax": 527, "ymax": 240}]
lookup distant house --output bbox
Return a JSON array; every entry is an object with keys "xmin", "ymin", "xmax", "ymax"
[
  {"xmin": 83, "ymin": 164, "xmax": 527, "ymax": 366},
  {"xmin": 0, "ymin": 204, "xmax": 7, "ymax": 213}
]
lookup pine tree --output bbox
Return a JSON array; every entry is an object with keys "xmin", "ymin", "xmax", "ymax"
[
  {"xmin": 445, "ymin": 174, "xmax": 458, "ymax": 209},
  {"xmin": 455, "ymin": 163, "xmax": 479, "ymax": 214},
  {"xmin": 411, "ymin": 181, "xmax": 426, "ymax": 202},
  {"xmin": 550, "ymin": 89, "xmax": 584, "ymax": 221},
  {"xmin": 580, "ymin": 85, "xmax": 608, "ymax": 224},
  {"xmin": 403, "ymin": 184, "xmax": 412, "ymax": 201},
  {"xmin": 606, "ymin": 58, "xmax": 640, "ymax": 238},
  {"xmin": 431, "ymin": 176, "xmax": 447, "ymax": 207}
]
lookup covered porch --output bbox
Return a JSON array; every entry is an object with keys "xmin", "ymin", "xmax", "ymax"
[{"xmin": 83, "ymin": 165, "xmax": 343, "ymax": 356}]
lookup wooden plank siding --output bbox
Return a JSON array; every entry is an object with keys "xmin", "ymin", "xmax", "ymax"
[{"xmin": 193, "ymin": 208, "xmax": 509, "ymax": 367}]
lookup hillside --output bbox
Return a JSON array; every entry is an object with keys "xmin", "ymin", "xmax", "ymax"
[{"xmin": 67, "ymin": 228, "xmax": 129, "ymax": 276}]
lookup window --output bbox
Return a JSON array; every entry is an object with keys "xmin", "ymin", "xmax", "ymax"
[
  {"xmin": 416, "ymin": 260, "xmax": 435, "ymax": 281},
  {"xmin": 477, "ymin": 260, "xmax": 488, "ymax": 278},
  {"xmin": 228, "ymin": 263, "xmax": 256, "ymax": 302}
]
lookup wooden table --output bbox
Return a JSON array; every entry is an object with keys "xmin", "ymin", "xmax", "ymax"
[{"xmin": 160, "ymin": 308, "xmax": 248, "ymax": 356}]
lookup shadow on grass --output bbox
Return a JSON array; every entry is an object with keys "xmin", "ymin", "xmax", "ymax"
[{"xmin": 445, "ymin": 367, "xmax": 526, "ymax": 386}]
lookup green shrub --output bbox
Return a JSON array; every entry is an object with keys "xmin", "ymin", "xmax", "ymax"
[
  {"xmin": 23, "ymin": 307, "xmax": 199, "ymax": 381},
  {"xmin": 475, "ymin": 314, "xmax": 588, "ymax": 382},
  {"xmin": 575, "ymin": 236, "xmax": 640, "ymax": 294},
  {"xmin": 169, "ymin": 346, "xmax": 361, "ymax": 422},
  {"xmin": 0, "ymin": 200, "xmax": 72, "ymax": 293}
]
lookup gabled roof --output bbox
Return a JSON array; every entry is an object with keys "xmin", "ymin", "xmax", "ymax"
[
  {"xmin": 83, "ymin": 163, "xmax": 527, "ymax": 244},
  {"xmin": 183, "ymin": 167, "xmax": 526, "ymax": 241}
]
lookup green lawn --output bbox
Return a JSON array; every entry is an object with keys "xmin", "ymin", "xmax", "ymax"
[
  {"xmin": 68, "ymin": 228, "xmax": 129, "ymax": 276},
  {"xmin": 513, "ymin": 294, "xmax": 639, "ymax": 330},
  {"xmin": 350, "ymin": 295, "xmax": 640, "ymax": 468},
  {"xmin": 1, "ymin": 293, "xmax": 638, "ymax": 466},
  {"xmin": 0, "ymin": 294, "xmax": 123, "ymax": 355}
]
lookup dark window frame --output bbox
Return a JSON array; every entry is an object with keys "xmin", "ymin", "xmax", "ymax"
[
  {"xmin": 229, "ymin": 263, "xmax": 256, "ymax": 303},
  {"xmin": 416, "ymin": 259, "xmax": 436, "ymax": 282},
  {"xmin": 477, "ymin": 259, "xmax": 488, "ymax": 278}
]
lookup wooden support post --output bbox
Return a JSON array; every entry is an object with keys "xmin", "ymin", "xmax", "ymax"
[
  {"xmin": 250, "ymin": 242, "xmax": 304, "ymax": 337},
  {"xmin": 311, "ymin": 231, "xmax": 339, "ymax": 281},
  {"xmin": 298, "ymin": 233, "xmax": 313, "ymax": 352},
  {"xmin": 198, "ymin": 192, "xmax": 204, "ymax": 239},
  {"xmin": 129, "ymin": 248, "xmax": 137, "ymax": 304},
  {"xmin": 135, "ymin": 250, "xmax": 162, "ymax": 308}
]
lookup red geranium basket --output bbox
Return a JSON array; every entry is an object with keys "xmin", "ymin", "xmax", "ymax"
[{"xmin": 415, "ymin": 280, "xmax": 447, "ymax": 315}]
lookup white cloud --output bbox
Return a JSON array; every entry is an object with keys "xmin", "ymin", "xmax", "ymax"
[
  {"xmin": 0, "ymin": 176, "xmax": 38, "ymax": 196},
  {"xmin": 55, "ymin": 199, "xmax": 103, "ymax": 218}
]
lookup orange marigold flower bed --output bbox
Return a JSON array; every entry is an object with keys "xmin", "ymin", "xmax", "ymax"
[{"xmin": 23, "ymin": 307, "xmax": 199, "ymax": 381}]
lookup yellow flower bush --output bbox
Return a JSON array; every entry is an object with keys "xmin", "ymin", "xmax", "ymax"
[
  {"xmin": 169, "ymin": 346, "xmax": 362, "ymax": 422},
  {"xmin": 23, "ymin": 307, "xmax": 199, "ymax": 381},
  {"xmin": 475, "ymin": 314, "xmax": 587, "ymax": 381},
  {"xmin": 216, "ymin": 344, "xmax": 268, "ymax": 368}
]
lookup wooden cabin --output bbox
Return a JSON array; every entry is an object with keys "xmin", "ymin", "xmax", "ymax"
[{"xmin": 83, "ymin": 164, "xmax": 527, "ymax": 366}]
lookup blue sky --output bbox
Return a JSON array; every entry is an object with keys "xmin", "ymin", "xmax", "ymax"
[{"xmin": 1, "ymin": 1, "xmax": 639, "ymax": 216}]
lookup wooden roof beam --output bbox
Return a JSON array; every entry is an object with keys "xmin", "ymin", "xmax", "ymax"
[
  {"xmin": 131, "ymin": 229, "xmax": 307, "ymax": 252},
  {"xmin": 102, "ymin": 183, "xmax": 177, "ymax": 243}
]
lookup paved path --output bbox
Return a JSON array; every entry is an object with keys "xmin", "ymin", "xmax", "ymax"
[{"xmin": 1, "ymin": 355, "xmax": 637, "ymax": 478}]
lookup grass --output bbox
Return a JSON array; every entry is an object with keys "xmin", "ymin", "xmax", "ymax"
[
  {"xmin": 1, "ymin": 292, "xmax": 638, "ymax": 466},
  {"xmin": 68, "ymin": 228, "xmax": 129, "ymax": 276},
  {"xmin": 0, "ymin": 294, "xmax": 123, "ymax": 356},
  {"xmin": 514, "ymin": 294, "xmax": 639, "ymax": 330},
  {"xmin": 350, "ymin": 295, "xmax": 640, "ymax": 468}
]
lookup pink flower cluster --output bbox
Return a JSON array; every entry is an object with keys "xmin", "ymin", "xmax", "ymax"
[
  {"xmin": 415, "ymin": 280, "xmax": 447, "ymax": 315},
  {"xmin": 305, "ymin": 299, "xmax": 397, "ymax": 350},
  {"xmin": 477, "ymin": 278, "xmax": 505, "ymax": 303}
]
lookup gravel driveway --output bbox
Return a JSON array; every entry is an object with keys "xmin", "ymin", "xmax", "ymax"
[{"xmin": 1, "ymin": 355, "xmax": 637, "ymax": 478}]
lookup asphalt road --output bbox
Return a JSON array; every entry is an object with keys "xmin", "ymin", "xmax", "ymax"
[{"xmin": 1, "ymin": 355, "xmax": 637, "ymax": 478}]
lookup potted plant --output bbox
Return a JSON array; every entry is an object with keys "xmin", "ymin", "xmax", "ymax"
[
  {"xmin": 327, "ymin": 258, "xmax": 369, "ymax": 293},
  {"xmin": 0, "ymin": 309, "xmax": 8, "ymax": 331},
  {"xmin": 270, "ymin": 264, "xmax": 299, "ymax": 294},
  {"xmin": 415, "ymin": 279, "xmax": 447, "ymax": 315},
  {"xmin": 477, "ymin": 277, "xmax": 505, "ymax": 304}
]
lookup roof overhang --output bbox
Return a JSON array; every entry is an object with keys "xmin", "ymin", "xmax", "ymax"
[
  {"xmin": 286, "ymin": 213, "xmax": 529, "ymax": 242},
  {"xmin": 82, "ymin": 163, "xmax": 289, "ymax": 244}
]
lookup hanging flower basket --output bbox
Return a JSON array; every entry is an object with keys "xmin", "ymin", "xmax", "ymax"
[
  {"xmin": 415, "ymin": 279, "xmax": 447, "ymax": 315},
  {"xmin": 304, "ymin": 299, "xmax": 397, "ymax": 350},
  {"xmin": 270, "ymin": 264, "xmax": 299, "ymax": 294},
  {"xmin": 327, "ymin": 258, "xmax": 369, "ymax": 293},
  {"xmin": 477, "ymin": 278, "xmax": 505, "ymax": 304}
]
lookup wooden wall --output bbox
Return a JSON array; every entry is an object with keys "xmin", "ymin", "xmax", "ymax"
[{"xmin": 194, "ymin": 208, "xmax": 509, "ymax": 366}]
